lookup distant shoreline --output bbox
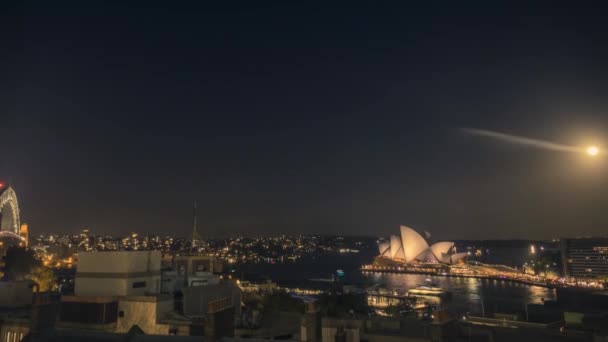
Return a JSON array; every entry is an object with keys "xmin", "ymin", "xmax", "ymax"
[{"xmin": 361, "ymin": 266, "xmax": 552, "ymax": 288}]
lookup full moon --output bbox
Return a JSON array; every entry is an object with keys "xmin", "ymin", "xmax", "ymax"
[{"xmin": 586, "ymin": 146, "xmax": 599, "ymax": 156}]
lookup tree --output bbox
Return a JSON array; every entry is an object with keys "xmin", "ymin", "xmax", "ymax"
[
  {"xmin": 31, "ymin": 266, "xmax": 57, "ymax": 292},
  {"xmin": 262, "ymin": 291, "xmax": 304, "ymax": 313},
  {"xmin": 533, "ymin": 250, "xmax": 562, "ymax": 276},
  {"xmin": 318, "ymin": 293, "xmax": 369, "ymax": 318},
  {"xmin": 3, "ymin": 247, "xmax": 39, "ymax": 281}
]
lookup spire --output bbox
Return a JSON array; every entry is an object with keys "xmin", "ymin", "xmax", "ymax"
[{"xmin": 192, "ymin": 200, "xmax": 201, "ymax": 250}]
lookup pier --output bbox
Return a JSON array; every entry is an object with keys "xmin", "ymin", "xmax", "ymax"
[{"xmin": 361, "ymin": 264, "xmax": 552, "ymax": 288}]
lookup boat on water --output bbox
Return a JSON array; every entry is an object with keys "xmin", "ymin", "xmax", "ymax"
[
  {"xmin": 366, "ymin": 285, "xmax": 432, "ymax": 312},
  {"xmin": 407, "ymin": 279, "xmax": 452, "ymax": 299}
]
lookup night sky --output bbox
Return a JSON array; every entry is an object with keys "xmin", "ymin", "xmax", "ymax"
[{"xmin": 3, "ymin": 2, "xmax": 608, "ymax": 239}]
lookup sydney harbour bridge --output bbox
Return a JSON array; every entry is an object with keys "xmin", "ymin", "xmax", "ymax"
[{"xmin": 0, "ymin": 184, "xmax": 22, "ymax": 242}]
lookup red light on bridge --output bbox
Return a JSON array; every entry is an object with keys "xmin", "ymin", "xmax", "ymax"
[{"xmin": 0, "ymin": 183, "xmax": 4, "ymax": 188}]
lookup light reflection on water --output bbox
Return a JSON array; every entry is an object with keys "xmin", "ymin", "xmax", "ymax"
[
  {"xmin": 363, "ymin": 272, "xmax": 556, "ymax": 315},
  {"xmin": 238, "ymin": 253, "xmax": 556, "ymax": 316}
]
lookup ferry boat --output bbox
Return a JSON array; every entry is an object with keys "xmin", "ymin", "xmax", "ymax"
[{"xmin": 407, "ymin": 279, "xmax": 452, "ymax": 299}]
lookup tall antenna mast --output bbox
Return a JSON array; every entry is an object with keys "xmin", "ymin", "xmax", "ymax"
[{"xmin": 192, "ymin": 200, "xmax": 201, "ymax": 251}]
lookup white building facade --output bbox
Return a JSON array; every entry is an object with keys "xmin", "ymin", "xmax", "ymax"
[{"xmin": 75, "ymin": 251, "xmax": 162, "ymax": 297}]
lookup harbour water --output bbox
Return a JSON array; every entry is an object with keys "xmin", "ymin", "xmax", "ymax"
[
  {"xmin": 237, "ymin": 250, "xmax": 555, "ymax": 316},
  {"xmin": 364, "ymin": 271, "xmax": 555, "ymax": 316}
]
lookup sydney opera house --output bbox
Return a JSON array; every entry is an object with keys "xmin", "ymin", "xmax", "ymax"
[{"xmin": 377, "ymin": 226, "xmax": 467, "ymax": 265}]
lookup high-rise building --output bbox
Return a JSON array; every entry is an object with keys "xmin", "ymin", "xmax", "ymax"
[
  {"xmin": 560, "ymin": 238, "xmax": 608, "ymax": 280},
  {"xmin": 79, "ymin": 227, "xmax": 91, "ymax": 251}
]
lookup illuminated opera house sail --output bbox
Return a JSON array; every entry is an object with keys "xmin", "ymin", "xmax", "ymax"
[{"xmin": 378, "ymin": 226, "xmax": 467, "ymax": 265}]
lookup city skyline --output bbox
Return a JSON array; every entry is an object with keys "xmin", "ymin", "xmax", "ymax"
[
  {"xmin": 3, "ymin": 2, "xmax": 608, "ymax": 238},
  {"xmin": 2, "ymin": 4, "xmax": 608, "ymax": 341}
]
